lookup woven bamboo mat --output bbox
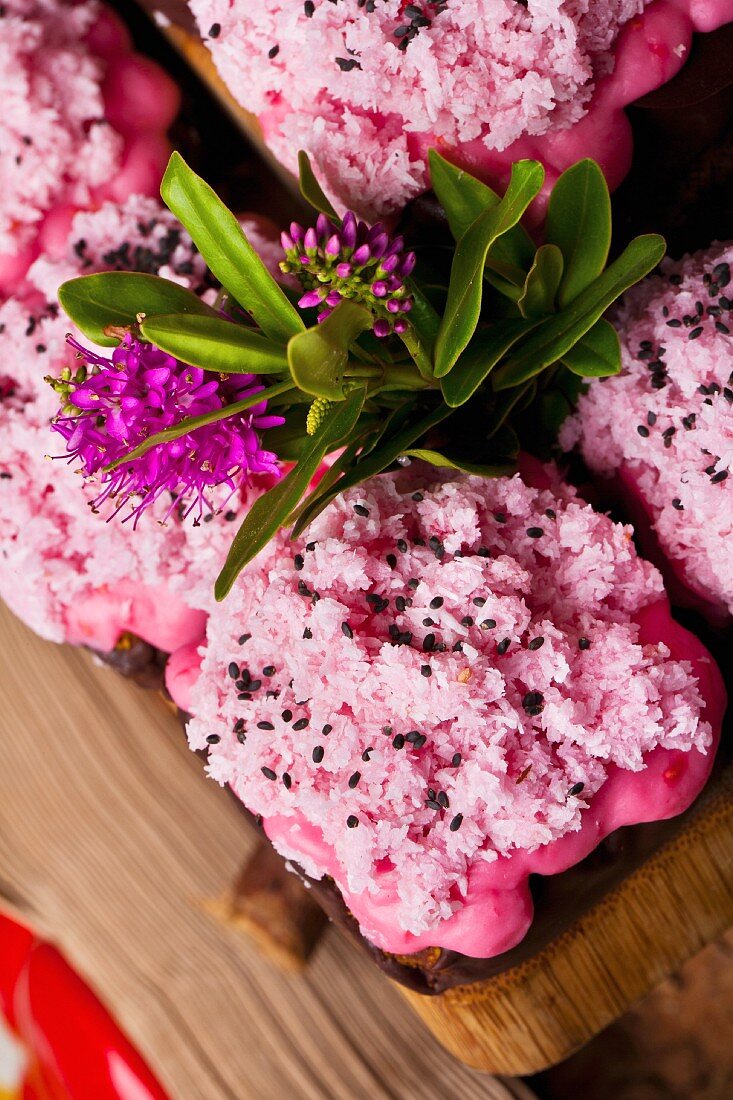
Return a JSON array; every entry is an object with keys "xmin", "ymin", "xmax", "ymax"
[{"xmin": 0, "ymin": 602, "xmax": 532, "ymax": 1100}]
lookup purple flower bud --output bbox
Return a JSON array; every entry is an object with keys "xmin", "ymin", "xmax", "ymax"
[
  {"xmin": 400, "ymin": 296, "xmax": 414, "ymax": 313},
  {"xmin": 387, "ymin": 276, "xmax": 403, "ymax": 293},
  {"xmin": 379, "ymin": 254, "xmax": 400, "ymax": 275},
  {"xmin": 386, "ymin": 298, "xmax": 401, "ymax": 314},
  {"xmin": 317, "ymin": 307, "xmax": 333, "ymax": 323},
  {"xmin": 352, "ymin": 244, "xmax": 371, "ymax": 265},
  {"xmin": 341, "ymin": 212, "xmax": 358, "ymax": 250},
  {"xmin": 336, "ymin": 262, "xmax": 353, "ymax": 279},
  {"xmin": 326, "ymin": 234, "xmax": 342, "ymax": 257},
  {"xmin": 400, "ymin": 252, "xmax": 417, "ymax": 277},
  {"xmin": 373, "ymin": 319, "xmax": 390, "ymax": 339},
  {"xmin": 394, "ymin": 318, "xmax": 409, "ymax": 334},
  {"xmin": 369, "ymin": 233, "xmax": 389, "ymax": 260},
  {"xmin": 281, "ymin": 231, "xmax": 295, "ymax": 252},
  {"xmin": 290, "ymin": 222, "xmax": 304, "ymax": 244},
  {"xmin": 316, "ymin": 213, "xmax": 333, "ymax": 241},
  {"xmin": 304, "ymin": 227, "xmax": 319, "ymax": 254},
  {"xmin": 325, "ymin": 290, "xmax": 342, "ymax": 306},
  {"xmin": 371, "ymin": 280, "xmax": 388, "ymax": 298},
  {"xmin": 298, "ymin": 288, "xmax": 326, "ymax": 309}
]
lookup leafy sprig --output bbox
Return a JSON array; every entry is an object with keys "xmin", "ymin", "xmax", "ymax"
[{"xmin": 58, "ymin": 150, "xmax": 665, "ymax": 599}]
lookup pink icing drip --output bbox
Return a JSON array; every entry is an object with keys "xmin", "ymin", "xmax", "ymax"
[
  {"xmin": 64, "ymin": 581, "xmax": 206, "ymax": 655},
  {"xmin": 420, "ymin": 0, "xmax": 733, "ymax": 215},
  {"xmin": 0, "ymin": 5, "xmax": 179, "ymax": 298},
  {"xmin": 257, "ymin": 595, "xmax": 724, "ymax": 957}
]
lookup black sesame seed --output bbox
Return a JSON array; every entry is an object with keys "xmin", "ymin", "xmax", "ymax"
[
  {"xmin": 449, "ymin": 814, "xmax": 463, "ymax": 832},
  {"xmin": 637, "ymin": 425, "xmax": 650, "ymax": 437},
  {"xmin": 425, "ymin": 798, "xmax": 442, "ymax": 811},
  {"xmin": 354, "ymin": 503, "xmax": 370, "ymax": 517},
  {"xmin": 528, "ymin": 636, "xmax": 545, "ymax": 651},
  {"xmin": 322, "ymin": 724, "xmax": 333, "ymax": 735},
  {"xmin": 236, "ymin": 730, "xmax": 247, "ymax": 744},
  {"xmin": 206, "ymin": 734, "xmax": 221, "ymax": 745},
  {"xmin": 238, "ymin": 634, "xmax": 251, "ymax": 645},
  {"xmin": 578, "ymin": 637, "xmax": 591, "ymax": 650},
  {"xmin": 452, "ymin": 752, "xmax": 462, "ymax": 767},
  {"xmin": 303, "ymin": 627, "xmax": 313, "ymax": 640},
  {"xmin": 294, "ymin": 554, "xmax": 304, "ymax": 571},
  {"xmin": 412, "ymin": 492, "xmax": 424, "ymax": 502},
  {"xmin": 480, "ymin": 618, "xmax": 496, "ymax": 630},
  {"xmin": 526, "ymin": 527, "xmax": 544, "ymax": 538},
  {"xmin": 282, "ymin": 772, "xmax": 292, "ymax": 789},
  {"xmin": 408, "ymin": 578, "xmax": 420, "ymax": 589},
  {"xmin": 421, "ymin": 664, "xmax": 432, "ymax": 677},
  {"xmin": 341, "ymin": 622, "xmax": 353, "ymax": 640},
  {"xmin": 494, "ymin": 512, "xmax": 507, "ymax": 523},
  {"xmin": 386, "ymin": 553, "xmax": 397, "ymax": 569},
  {"xmin": 672, "ymin": 498, "xmax": 684, "ymax": 510},
  {"xmin": 544, "ymin": 508, "xmax": 556, "ymax": 520},
  {"xmin": 248, "ymin": 679, "xmax": 262, "ymax": 692},
  {"xmin": 347, "ymin": 815, "xmax": 359, "ymax": 828},
  {"xmin": 361, "ymin": 748, "xmax": 372, "ymax": 761},
  {"xmin": 228, "ymin": 662, "xmax": 239, "ymax": 680},
  {"xmin": 568, "ymin": 782, "xmax": 585, "ymax": 797},
  {"xmin": 430, "ymin": 596, "xmax": 444, "ymax": 609},
  {"xmin": 396, "ymin": 539, "xmax": 408, "ymax": 553},
  {"xmin": 292, "ymin": 718, "xmax": 309, "ymax": 731},
  {"xmin": 437, "ymin": 791, "xmax": 449, "ymax": 809},
  {"xmin": 711, "ymin": 469, "xmax": 729, "ymax": 484},
  {"xmin": 312, "ymin": 745, "xmax": 324, "ymax": 763},
  {"xmin": 304, "ymin": 0, "xmax": 315, "ymax": 15},
  {"xmin": 716, "ymin": 322, "xmax": 730, "ymax": 335},
  {"xmin": 261, "ymin": 767, "xmax": 277, "ymax": 781},
  {"xmin": 497, "ymin": 638, "xmax": 511, "ymax": 655},
  {"xmin": 647, "ymin": 411, "xmax": 657, "ymax": 426},
  {"xmin": 461, "ymin": 615, "xmax": 474, "ymax": 626},
  {"xmin": 257, "ymin": 721, "xmax": 275, "ymax": 731},
  {"xmin": 423, "ymin": 633, "xmax": 436, "ymax": 652},
  {"xmin": 263, "ymin": 665, "xmax": 276, "ymax": 677},
  {"xmin": 473, "ymin": 596, "xmax": 486, "ymax": 607},
  {"xmin": 348, "ymin": 771, "xmax": 361, "ymax": 788},
  {"xmin": 688, "ymin": 326, "xmax": 703, "ymax": 340},
  {"xmin": 392, "ymin": 733, "xmax": 405, "ymax": 750},
  {"xmin": 208, "ymin": 22, "xmax": 221, "ymax": 37},
  {"xmin": 522, "ymin": 691, "xmax": 544, "ymax": 714}
]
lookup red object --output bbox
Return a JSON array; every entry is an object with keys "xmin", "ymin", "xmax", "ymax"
[{"xmin": 0, "ymin": 910, "xmax": 170, "ymax": 1100}]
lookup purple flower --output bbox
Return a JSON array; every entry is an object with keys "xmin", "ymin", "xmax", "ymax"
[
  {"xmin": 51, "ymin": 335, "xmax": 284, "ymax": 525},
  {"xmin": 280, "ymin": 211, "xmax": 415, "ymax": 337}
]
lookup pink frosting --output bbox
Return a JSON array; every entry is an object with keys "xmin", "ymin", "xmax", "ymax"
[
  {"xmin": 561, "ymin": 241, "xmax": 733, "ymax": 627},
  {"xmin": 190, "ymin": 0, "xmax": 733, "ymax": 218},
  {"xmin": 182, "ymin": 463, "xmax": 724, "ymax": 957},
  {"xmin": 0, "ymin": 1, "xmax": 179, "ymax": 298},
  {"xmin": 0, "ymin": 197, "xmax": 238, "ymax": 653}
]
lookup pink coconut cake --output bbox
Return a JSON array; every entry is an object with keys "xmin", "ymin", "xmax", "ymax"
[
  {"xmin": 179, "ymin": 460, "xmax": 726, "ymax": 959},
  {"xmin": 561, "ymin": 242, "xmax": 733, "ymax": 628},
  {"xmin": 190, "ymin": 0, "xmax": 733, "ymax": 218},
  {"xmin": 0, "ymin": 0, "xmax": 179, "ymax": 298},
  {"xmin": 0, "ymin": 196, "xmax": 278, "ymax": 657}
]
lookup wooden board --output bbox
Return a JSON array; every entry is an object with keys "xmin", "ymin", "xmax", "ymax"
[
  {"xmin": 400, "ymin": 762, "xmax": 733, "ymax": 1076},
  {"xmin": 0, "ymin": 602, "xmax": 531, "ymax": 1100}
]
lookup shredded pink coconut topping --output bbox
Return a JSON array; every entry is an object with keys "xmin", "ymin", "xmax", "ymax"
[
  {"xmin": 0, "ymin": 197, "xmax": 241, "ymax": 645},
  {"xmin": 0, "ymin": 0, "xmax": 124, "ymax": 256},
  {"xmin": 188, "ymin": 468, "xmax": 712, "ymax": 938},
  {"xmin": 561, "ymin": 241, "xmax": 733, "ymax": 623}
]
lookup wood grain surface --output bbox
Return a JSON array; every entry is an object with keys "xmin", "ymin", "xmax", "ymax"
[{"xmin": 0, "ymin": 602, "xmax": 532, "ymax": 1100}]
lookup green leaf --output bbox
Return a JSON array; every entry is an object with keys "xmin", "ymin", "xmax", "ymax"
[
  {"xmin": 428, "ymin": 149, "xmax": 536, "ymax": 270},
  {"xmin": 492, "ymin": 233, "xmax": 665, "ymax": 391},
  {"xmin": 400, "ymin": 281, "xmax": 442, "ymax": 378},
  {"xmin": 440, "ymin": 319, "xmax": 532, "ymax": 408},
  {"xmin": 297, "ymin": 150, "xmax": 340, "ymax": 222},
  {"xmin": 161, "ymin": 152, "xmax": 304, "ymax": 344},
  {"xmin": 58, "ymin": 272, "xmax": 214, "ymax": 348},
  {"xmin": 561, "ymin": 318, "xmax": 621, "ymax": 377},
  {"xmin": 402, "ymin": 448, "xmax": 515, "ymax": 476},
  {"xmin": 546, "ymin": 159, "xmax": 612, "ymax": 308},
  {"xmin": 287, "ymin": 301, "xmax": 372, "ymax": 399},
  {"xmin": 292, "ymin": 402, "xmax": 453, "ymax": 537},
  {"xmin": 517, "ymin": 244, "xmax": 564, "ymax": 319},
  {"xmin": 215, "ymin": 389, "xmax": 365, "ymax": 599},
  {"xmin": 103, "ymin": 379, "xmax": 296, "ymax": 472},
  {"xmin": 433, "ymin": 160, "xmax": 545, "ymax": 378},
  {"xmin": 140, "ymin": 313, "xmax": 289, "ymax": 375}
]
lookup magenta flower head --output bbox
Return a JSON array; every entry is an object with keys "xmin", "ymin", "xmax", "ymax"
[
  {"xmin": 50, "ymin": 335, "xmax": 284, "ymax": 525},
  {"xmin": 280, "ymin": 211, "xmax": 415, "ymax": 337}
]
